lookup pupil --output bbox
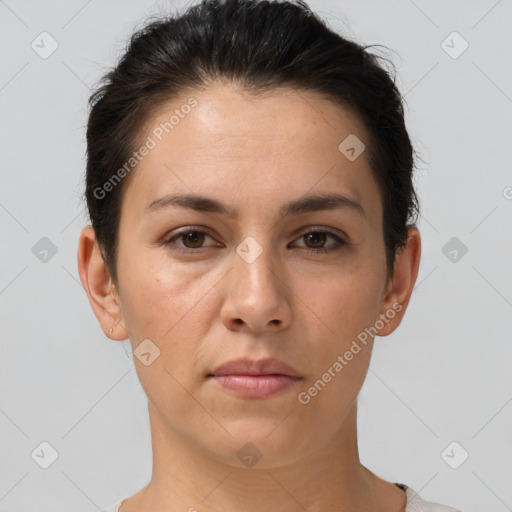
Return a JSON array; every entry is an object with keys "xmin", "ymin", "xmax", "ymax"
[
  {"xmin": 185, "ymin": 232, "xmax": 203, "ymax": 248},
  {"xmin": 306, "ymin": 233, "xmax": 325, "ymax": 248}
]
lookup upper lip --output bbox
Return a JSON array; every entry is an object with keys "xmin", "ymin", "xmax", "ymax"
[{"xmin": 209, "ymin": 357, "xmax": 302, "ymax": 378}]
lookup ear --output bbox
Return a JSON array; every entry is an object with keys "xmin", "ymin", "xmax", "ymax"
[
  {"xmin": 77, "ymin": 225, "xmax": 130, "ymax": 340},
  {"xmin": 375, "ymin": 226, "xmax": 421, "ymax": 336}
]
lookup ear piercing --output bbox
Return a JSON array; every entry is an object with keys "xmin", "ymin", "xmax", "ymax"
[{"xmin": 109, "ymin": 319, "xmax": 119, "ymax": 334}]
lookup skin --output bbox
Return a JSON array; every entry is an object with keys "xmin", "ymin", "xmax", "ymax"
[{"xmin": 78, "ymin": 82, "xmax": 421, "ymax": 512}]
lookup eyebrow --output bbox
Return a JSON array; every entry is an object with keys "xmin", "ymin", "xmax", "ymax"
[{"xmin": 144, "ymin": 192, "xmax": 366, "ymax": 219}]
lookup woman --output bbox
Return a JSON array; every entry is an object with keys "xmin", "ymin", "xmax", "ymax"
[{"xmin": 77, "ymin": 0, "xmax": 462, "ymax": 510}]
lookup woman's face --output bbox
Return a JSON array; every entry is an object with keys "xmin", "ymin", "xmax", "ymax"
[{"xmin": 84, "ymin": 83, "xmax": 418, "ymax": 469}]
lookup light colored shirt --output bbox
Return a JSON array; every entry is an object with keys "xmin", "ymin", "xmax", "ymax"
[{"xmin": 101, "ymin": 483, "xmax": 463, "ymax": 511}]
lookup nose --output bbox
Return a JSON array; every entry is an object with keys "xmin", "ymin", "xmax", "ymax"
[{"xmin": 219, "ymin": 237, "xmax": 292, "ymax": 334}]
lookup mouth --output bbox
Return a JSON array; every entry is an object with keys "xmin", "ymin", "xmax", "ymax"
[
  {"xmin": 207, "ymin": 357, "xmax": 303, "ymax": 399},
  {"xmin": 209, "ymin": 357, "xmax": 302, "ymax": 378},
  {"xmin": 207, "ymin": 374, "xmax": 302, "ymax": 399}
]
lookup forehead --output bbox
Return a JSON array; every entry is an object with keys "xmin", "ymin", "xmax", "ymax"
[
  {"xmin": 144, "ymin": 83, "xmax": 368, "ymax": 159},
  {"xmin": 121, "ymin": 83, "xmax": 381, "ymax": 225}
]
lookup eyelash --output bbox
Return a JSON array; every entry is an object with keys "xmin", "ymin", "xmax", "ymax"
[{"xmin": 163, "ymin": 227, "xmax": 347, "ymax": 255}]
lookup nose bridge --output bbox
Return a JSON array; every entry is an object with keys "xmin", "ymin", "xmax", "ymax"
[
  {"xmin": 221, "ymin": 229, "xmax": 292, "ymax": 331},
  {"xmin": 234, "ymin": 232, "xmax": 280, "ymax": 296}
]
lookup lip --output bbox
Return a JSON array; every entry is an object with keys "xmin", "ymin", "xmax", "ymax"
[
  {"xmin": 209, "ymin": 375, "xmax": 302, "ymax": 398},
  {"xmin": 207, "ymin": 357, "xmax": 303, "ymax": 399},
  {"xmin": 209, "ymin": 357, "xmax": 301, "ymax": 378}
]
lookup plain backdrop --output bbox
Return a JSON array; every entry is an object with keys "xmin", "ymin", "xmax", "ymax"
[{"xmin": 0, "ymin": 1, "xmax": 511, "ymax": 511}]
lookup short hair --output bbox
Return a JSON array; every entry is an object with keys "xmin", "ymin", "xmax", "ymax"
[{"xmin": 84, "ymin": 0, "xmax": 420, "ymax": 287}]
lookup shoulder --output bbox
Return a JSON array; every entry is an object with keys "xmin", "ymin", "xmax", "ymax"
[
  {"xmin": 402, "ymin": 484, "xmax": 462, "ymax": 512},
  {"xmin": 101, "ymin": 499, "xmax": 124, "ymax": 512},
  {"xmin": 102, "ymin": 486, "xmax": 463, "ymax": 512}
]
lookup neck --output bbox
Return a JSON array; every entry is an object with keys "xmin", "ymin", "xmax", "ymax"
[{"xmin": 122, "ymin": 401, "xmax": 405, "ymax": 512}]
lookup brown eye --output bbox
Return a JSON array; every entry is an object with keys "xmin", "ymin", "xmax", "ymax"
[
  {"xmin": 164, "ymin": 229, "xmax": 219, "ymax": 252},
  {"xmin": 164, "ymin": 227, "xmax": 347, "ymax": 255},
  {"xmin": 293, "ymin": 229, "xmax": 346, "ymax": 254},
  {"xmin": 180, "ymin": 231, "xmax": 206, "ymax": 249},
  {"xmin": 303, "ymin": 232, "xmax": 328, "ymax": 249}
]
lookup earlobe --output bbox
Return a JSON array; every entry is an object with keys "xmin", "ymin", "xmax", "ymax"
[
  {"xmin": 376, "ymin": 226, "xmax": 421, "ymax": 337},
  {"xmin": 77, "ymin": 225, "xmax": 129, "ymax": 341}
]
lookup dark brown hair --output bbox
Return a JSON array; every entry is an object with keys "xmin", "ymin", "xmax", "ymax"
[{"xmin": 83, "ymin": 0, "xmax": 420, "ymax": 287}]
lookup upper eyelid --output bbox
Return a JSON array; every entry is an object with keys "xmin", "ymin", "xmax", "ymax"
[{"xmin": 166, "ymin": 226, "xmax": 347, "ymax": 245}]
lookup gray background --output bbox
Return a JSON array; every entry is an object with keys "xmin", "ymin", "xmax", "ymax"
[{"xmin": 0, "ymin": 0, "xmax": 511, "ymax": 510}]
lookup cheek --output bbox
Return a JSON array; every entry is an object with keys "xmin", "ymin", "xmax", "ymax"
[
  {"xmin": 298, "ymin": 276, "xmax": 380, "ymax": 415},
  {"xmin": 118, "ymin": 246, "xmax": 203, "ymax": 335},
  {"xmin": 307, "ymin": 262, "xmax": 383, "ymax": 339},
  {"xmin": 283, "ymin": 267, "xmax": 381, "ymax": 401},
  {"xmin": 119, "ymin": 260, "xmax": 223, "ymax": 386}
]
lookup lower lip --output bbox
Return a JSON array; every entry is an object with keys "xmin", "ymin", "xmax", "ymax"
[{"xmin": 209, "ymin": 375, "xmax": 302, "ymax": 398}]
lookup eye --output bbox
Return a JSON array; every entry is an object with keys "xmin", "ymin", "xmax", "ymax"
[
  {"xmin": 163, "ymin": 227, "xmax": 347, "ymax": 254},
  {"xmin": 292, "ymin": 229, "xmax": 347, "ymax": 254},
  {"xmin": 164, "ymin": 228, "xmax": 221, "ymax": 253}
]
